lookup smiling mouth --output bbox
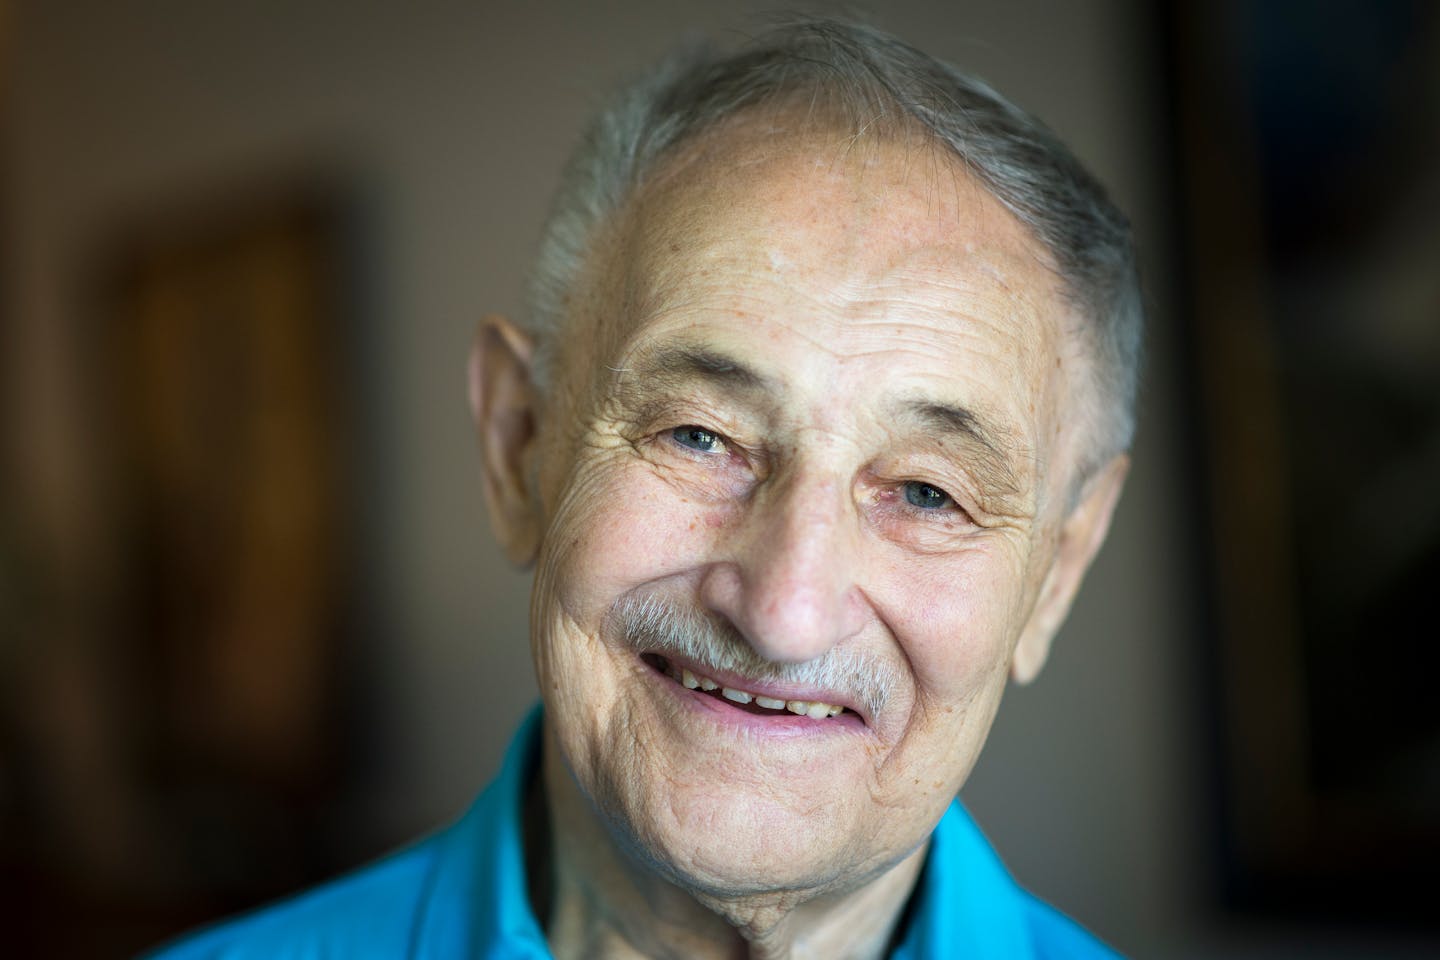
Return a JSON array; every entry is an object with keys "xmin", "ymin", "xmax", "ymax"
[{"xmin": 642, "ymin": 653, "xmax": 849, "ymax": 720}]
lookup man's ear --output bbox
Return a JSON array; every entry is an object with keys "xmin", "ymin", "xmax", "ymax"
[
  {"xmin": 1011, "ymin": 454, "xmax": 1129, "ymax": 685},
  {"xmin": 468, "ymin": 314, "xmax": 543, "ymax": 567}
]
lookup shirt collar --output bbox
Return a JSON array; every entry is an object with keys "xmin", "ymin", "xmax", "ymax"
[
  {"xmin": 890, "ymin": 801, "xmax": 1033, "ymax": 959},
  {"xmin": 413, "ymin": 706, "xmax": 551, "ymax": 958}
]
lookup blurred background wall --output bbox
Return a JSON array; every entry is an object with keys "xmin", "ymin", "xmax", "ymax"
[{"xmin": 2, "ymin": 1, "xmax": 1436, "ymax": 957}]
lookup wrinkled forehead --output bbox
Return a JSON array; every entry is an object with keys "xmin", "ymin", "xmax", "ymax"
[
  {"xmin": 565, "ymin": 115, "xmax": 1088, "ymax": 499},
  {"xmin": 608, "ymin": 114, "xmax": 1063, "ymax": 340}
]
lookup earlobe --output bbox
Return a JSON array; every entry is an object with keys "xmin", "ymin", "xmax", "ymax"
[
  {"xmin": 1011, "ymin": 454, "xmax": 1129, "ymax": 685},
  {"xmin": 468, "ymin": 315, "xmax": 543, "ymax": 567}
]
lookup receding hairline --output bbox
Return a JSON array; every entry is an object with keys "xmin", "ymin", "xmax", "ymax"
[
  {"xmin": 523, "ymin": 17, "xmax": 1143, "ymax": 480},
  {"xmin": 640, "ymin": 95, "xmax": 1056, "ymax": 235},
  {"xmin": 582, "ymin": 99, "xmax": 1068, "ymax": 325}
]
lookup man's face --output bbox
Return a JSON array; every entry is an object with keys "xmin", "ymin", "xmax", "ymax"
[{"xmin": 497, "ymin": 119, "xmax": 1106, "ymax": 899}]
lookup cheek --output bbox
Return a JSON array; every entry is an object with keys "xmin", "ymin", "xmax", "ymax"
[
  {"xmin": 875, "ymin": 541, "xmax": 1031, "ymax": 702},
  {"xmin": 538, "ymin": 457, "xmax": 730, "ymax": 626},
  {"xmin": 531, "ymin": 457, "xmax": 734, "ymax": 804}
]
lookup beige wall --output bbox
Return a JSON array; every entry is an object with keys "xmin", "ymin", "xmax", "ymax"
[{"xmin": 6, "ymin": 1, "xmax": 1211, "ymax": 954}]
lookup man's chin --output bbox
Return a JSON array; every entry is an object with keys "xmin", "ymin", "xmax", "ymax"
[{"xmin": 610, "ymin": 787, "xmax": 876, "ymax": 902}]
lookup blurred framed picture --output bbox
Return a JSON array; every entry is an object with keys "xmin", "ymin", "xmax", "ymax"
[
  {"xmin": 0, "ymin": 179, "xmax": 370, "ymax": 957},
  {"xmin": 102, "ymin": 184, "xmax": 351, "ymax": 807}
]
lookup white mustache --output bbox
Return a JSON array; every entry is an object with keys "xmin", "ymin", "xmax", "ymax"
[{"xmin": 612, "ymin": 593, "xmax": 897, "ymax": 720}]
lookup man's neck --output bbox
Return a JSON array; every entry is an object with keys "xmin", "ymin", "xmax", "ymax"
[{"xmin": 529, "ymin": 735, "xmax": 928, "ymax": 960}]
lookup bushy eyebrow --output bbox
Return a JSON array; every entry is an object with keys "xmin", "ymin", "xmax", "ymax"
[
  {"xmin": 894, "ymin": 400, "xmax": 1023, "ymax": 498},
  {"xmin": 615, "ymin": 343, "xmax": 1026, "ymax": 500},
  {"xmin": 624, "ymin": 345, "xmax": 776, "ymax": 397}
]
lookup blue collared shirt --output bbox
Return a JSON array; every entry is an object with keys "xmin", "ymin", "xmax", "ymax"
[{"xmin": 149, "ymin": 709, "xmax": 1119, "ymax": 958}]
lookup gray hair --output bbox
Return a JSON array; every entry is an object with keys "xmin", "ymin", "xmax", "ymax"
[{"xmin": 525, "ymin": 16, "xmax": 1143, "ymax": 470}]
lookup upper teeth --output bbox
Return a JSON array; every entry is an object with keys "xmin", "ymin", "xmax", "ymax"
[{"xmin": 668, "ymin": 662, "xmax": 845, "ymax": 718}]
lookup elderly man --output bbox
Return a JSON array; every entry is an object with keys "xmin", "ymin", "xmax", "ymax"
[{"xmin": 154, "ymin": 17, "xmax": 1137, "ymax": 960}]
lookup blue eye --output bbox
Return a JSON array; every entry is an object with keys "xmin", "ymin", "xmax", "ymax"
[
  {"xmin": 672, "ymin": 426, "xmax": 724, "ymax": 453},
  {"xmin": 904, "ymin": 481, "xmax": 953, "ymax": 510}
]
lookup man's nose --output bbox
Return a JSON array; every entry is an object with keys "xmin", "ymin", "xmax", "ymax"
[{"xmin": 699, "ymin": 468, "xmax": 868, "ymax": 664}]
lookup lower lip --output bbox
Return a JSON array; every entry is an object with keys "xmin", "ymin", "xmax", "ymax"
[{"xmin": 641, "ymin": 659, "xmax": 869, "ymax": 740}]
